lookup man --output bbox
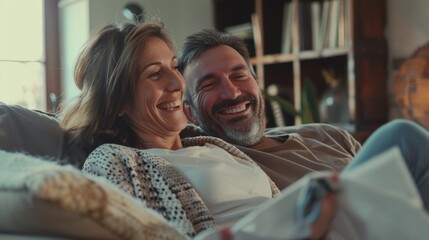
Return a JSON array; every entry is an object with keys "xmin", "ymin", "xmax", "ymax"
[{"xmin": 178, "ymin": 29, "xmax": 361, "ymax": 189}]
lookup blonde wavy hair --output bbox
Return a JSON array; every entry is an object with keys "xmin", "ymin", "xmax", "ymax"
[{"xmin": 59, "ymin": 19, "xmax": 176, "ymax": 157}]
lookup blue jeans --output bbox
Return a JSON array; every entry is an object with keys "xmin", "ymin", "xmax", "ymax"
[{"xmin": 343, "ymin": 119, "xmax": 429, "ymax": 210}]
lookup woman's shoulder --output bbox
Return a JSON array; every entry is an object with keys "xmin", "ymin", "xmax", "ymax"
[
  {"xmin": 87, "ymin": 143, "xmax": 170, "ymax": 163},
  {"xmin": 83, "ymin": 144, "xmax": 142, "ymax": 176},
  {"xmin": 89, "ymin": 143, "xmax": 128, "ymax": 154},
  {"xmin": 86, "ymin": 143, "xmax": 140, "ymax": 162}
]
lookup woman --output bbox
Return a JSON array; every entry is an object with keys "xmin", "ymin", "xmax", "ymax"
[{"xmin": 59, "ymin": 20, "xmax": 429, "ymax": 239}]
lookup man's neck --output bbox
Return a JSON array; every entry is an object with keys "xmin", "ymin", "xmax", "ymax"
[{"xmin": 251, "ymin": 136, "xmax": 283, "ymax": 151}]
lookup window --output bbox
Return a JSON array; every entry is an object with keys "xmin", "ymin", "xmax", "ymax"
[{"xmin": 0, "ymin": 0, "xmax": 46, "ymax": 110}]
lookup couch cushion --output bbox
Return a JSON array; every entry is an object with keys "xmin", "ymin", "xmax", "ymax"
[
  {"xmin": 0, "ymin": 102, "xmax": 86, "ymax": 167},
  {"xmin": 0, "ymin": 150, "xmax": 187, "ymax": 240},
  {"xmin": 0, "ymin": 102, "xmax": 63, "ymax": 158}
]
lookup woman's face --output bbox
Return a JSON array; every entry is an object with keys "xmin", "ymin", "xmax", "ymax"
[{"xmin": 122, "ymin": 37, "xmax": 188, "ymax": 139}]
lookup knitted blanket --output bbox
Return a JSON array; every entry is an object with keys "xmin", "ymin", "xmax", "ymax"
[{"xmin": 0, "ymin": 150, "xmax": 187, "ymax": 240}]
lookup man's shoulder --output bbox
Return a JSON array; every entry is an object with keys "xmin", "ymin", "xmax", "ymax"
[
  {"xmin": 264, "ymin": 123, "xmax": 357, "ymax": 142},
  {"xmin": 263, "ymin": 123, "xmax": 361, "ymax": 170}
]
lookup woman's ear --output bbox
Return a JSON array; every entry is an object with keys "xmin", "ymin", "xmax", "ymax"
[
  {"xmin": 119, "ymin": 104, "xmax": 128, "ymax": 117},
  {"xmin": 183, "ymin": 102, "xmax": 199, "ymax": 126}
]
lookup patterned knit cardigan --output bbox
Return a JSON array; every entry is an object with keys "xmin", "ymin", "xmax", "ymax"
[{"xmin": 83, "ymin": 136, "xmax": 281, "ymax": 237}]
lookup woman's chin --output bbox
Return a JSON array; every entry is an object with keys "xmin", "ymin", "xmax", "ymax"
[{"xmin": 165, "ymin": 119, "xmax": 188, "ymax": 133}]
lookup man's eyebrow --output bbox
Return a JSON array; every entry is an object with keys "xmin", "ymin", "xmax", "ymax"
[
  {"xmin": 195, "ymin": 73, "xmax": 215, "ymax": 90},
  {"xmin": 231, "ymin": 64, "xmax": 247, "ymax": 72},
  {"xmin": 194, "ymin": 63, "xmax": 248, "ymax": 90}
]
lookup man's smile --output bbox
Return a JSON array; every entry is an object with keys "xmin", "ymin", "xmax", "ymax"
[{"xmin": 216, "ymin": 101, "xmax": 252, "ymax": 121}]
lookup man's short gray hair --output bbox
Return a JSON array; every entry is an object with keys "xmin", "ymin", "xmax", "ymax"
[{"xmin": 178, "ymin": 28, "xmax": 256, "ymax": 102}]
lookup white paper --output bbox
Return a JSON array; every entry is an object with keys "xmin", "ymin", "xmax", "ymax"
[
  {"xmin": 331, "ymin": 147, "xmax": 429, "ymax": 240},
  {"xmin": 196, "ymin": 146, "xmax": 429, "ymax": 240},
  {"xmin": 196, "ymin": 171, "xmax": 331, "ymax": 240}
]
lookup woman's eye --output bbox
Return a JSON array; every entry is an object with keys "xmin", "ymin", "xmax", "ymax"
[{"xmin": 148, "ymin": 72, "xmax": 160, "ymax": 79}]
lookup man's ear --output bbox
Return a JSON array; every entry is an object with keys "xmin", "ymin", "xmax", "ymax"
[{"xmin": 183, "ymin": 102, "xmax": 199, "ymax": 126}]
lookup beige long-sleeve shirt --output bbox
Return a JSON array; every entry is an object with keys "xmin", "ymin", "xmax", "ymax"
[{"xmin": 238, "ymin": 123, "xmax": 362, "ymax": 189}]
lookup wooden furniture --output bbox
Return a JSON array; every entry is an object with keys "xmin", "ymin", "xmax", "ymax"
[{"xmin": 213, "ymin": 0, "xmax": 387, "ymax": 143}]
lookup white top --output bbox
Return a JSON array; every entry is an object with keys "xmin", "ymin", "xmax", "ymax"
[{"xmin": 146, "ymin": 143, "xmax": 272, "ymax": 227}]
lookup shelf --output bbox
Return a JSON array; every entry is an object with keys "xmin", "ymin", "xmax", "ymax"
[
  {"xmin": 213, "ymin": 0, "xmax": 388, "ymax": 143},
  {"xmin": 251, "ymin": 47, "xmax": 350, "ymax": 65}
]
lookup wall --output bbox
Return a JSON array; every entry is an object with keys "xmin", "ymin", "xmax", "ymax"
[
  {"xmin": 386, "ymin": 0, "xmax": 429, "ymax": 119},
  {"xmin": 59, "ymin": 0, "xmax": 429, "ymax": 115},
  {"xmin": 59, "ymin": 0, "xmax": 214, "ymax": 101},
  {"xmin": 59, "ymin": 0, "xmax": 89, "ymax": 102}
]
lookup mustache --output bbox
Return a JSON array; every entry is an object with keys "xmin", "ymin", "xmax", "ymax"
[{"xmin": 212, "ymin": 95, "xmax": 257, "ymax": 114}]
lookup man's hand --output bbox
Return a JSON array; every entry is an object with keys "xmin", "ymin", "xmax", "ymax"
[
  {"xmin": 310, "ymin": 192, "xmax": 337, "ymax": 239},
  {"xmin": 295, "ymin": 171, "xmax": 340, "ymax": 240}
]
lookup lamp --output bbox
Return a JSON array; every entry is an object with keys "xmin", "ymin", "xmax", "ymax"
[{"xmin": 123, "ymin": 3, "xmax": 144, "ymax": 23}]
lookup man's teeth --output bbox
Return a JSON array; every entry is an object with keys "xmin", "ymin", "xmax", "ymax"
[
  {"xmin": 158, "ymin": 99, "xmax": 181, "ymax": 110},
  {"xmin": 223, "ymin": 105, "xmax": 246, "ymax": 114}
]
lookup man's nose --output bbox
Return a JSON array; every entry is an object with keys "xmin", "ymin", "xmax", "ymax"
[{"xmin": 220, "ymin": 79, "xmax": 241, "ymax": 99}]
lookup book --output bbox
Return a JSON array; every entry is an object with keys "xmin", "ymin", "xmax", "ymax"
[
  {"xmin": 298, "ymin": 1, "xmax": 313, "ymax": 51},
  {"xmin": 281, "ymin": 1, "xmax": 294, "ymax": 54},
  {"xmin": 337, "ymin": 0, "xmax": 346, "ymax": 48},
  {"xmin": 224, "ymin": 22, "xmax": 253, "ymax": 40},
  {"xmin": 311, "ymin": 1, "xmax": 321, "ymax": 51},
  {"xmin": 319, "ymin": 0, "xmax": 331, "ymax": 50},
  {"xmin": 328, "ymin": 0, "xmax": 340, "ymax": 49}
]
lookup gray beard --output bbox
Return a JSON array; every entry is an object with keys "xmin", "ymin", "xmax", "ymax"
[
  {"xmin": 200, "ymin": 116, "xmax": 264, "ymax": 147},
  {"xmin": 224, "ymin": 119, "xmax": 263, "ymax": 146}
]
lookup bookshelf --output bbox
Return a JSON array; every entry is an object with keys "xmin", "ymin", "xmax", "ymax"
[{"xmin": 213, "ymin": 0, "xmax": 388, "ymax": 143}]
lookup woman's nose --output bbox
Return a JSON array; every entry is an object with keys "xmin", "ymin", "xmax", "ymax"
[
  {"xmin": 166, "ymin": 70, "xmax": 186, "ymax": 92},
  {"xmin": 220, "ymin": 79, "xmax": 241, "ymax": 99}
]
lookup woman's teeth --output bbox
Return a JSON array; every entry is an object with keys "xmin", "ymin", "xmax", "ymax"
[{"xmin": 158, "ymin": 99, "xmax": 181, "ymax": 110}]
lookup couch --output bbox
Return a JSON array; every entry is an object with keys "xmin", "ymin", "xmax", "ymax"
[{"xmin": 0, "ymin": 102, "xmax": 190, "ymax": 239}]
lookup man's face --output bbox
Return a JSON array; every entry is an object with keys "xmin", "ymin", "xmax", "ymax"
[{"xmin": 183, "ymin": 45, "xmax": 265, "ymax": 146}]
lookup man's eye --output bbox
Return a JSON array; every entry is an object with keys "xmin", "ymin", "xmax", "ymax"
[
  {"xmin": 199, "ymin": 82, "xmax": 214, "ymax": 91},
  {"xmin": 233, "ymin": 76, "xmax": 245, "ymax": 81},
  {"xmin": 232, "ymin": 73, "xmax": 248, "ymax": 80}
]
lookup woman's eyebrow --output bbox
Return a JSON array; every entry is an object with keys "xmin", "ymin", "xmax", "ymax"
[
  {"xmin": 139, "ymin": 56, "xmax": 177, "ymax": 75},
  {"xmin": 138, "ymin": 62, "xmax": 161, "ymax": 76}
]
